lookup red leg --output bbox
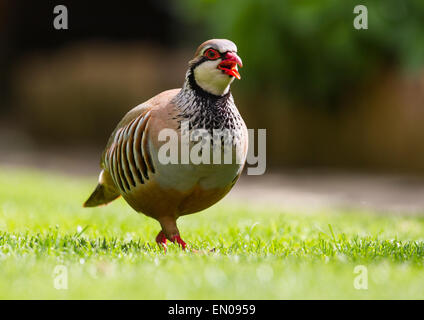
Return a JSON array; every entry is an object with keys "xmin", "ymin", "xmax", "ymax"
[
  {"xmin": 155, "ymin": 230, "xmax": 167, "ymax": 250},
  {"xmin": 158, "ymin": 217, "xmax": 187, "ymax": 251},
  {"xmin": 170, "ymin": 235, "xmax": 187, "ymax": 250}
]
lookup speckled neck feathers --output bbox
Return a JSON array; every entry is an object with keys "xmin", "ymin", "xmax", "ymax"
[{"xmin": 172, "ymin": 69, "xmax": 244, "ymax": 135}]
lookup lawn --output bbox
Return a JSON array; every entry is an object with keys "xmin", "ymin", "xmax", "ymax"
[{"xmin": 0, "ymin": 166, "xmax": 424, "ymax": 299}]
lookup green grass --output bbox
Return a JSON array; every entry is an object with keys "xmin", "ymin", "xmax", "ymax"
[{"xmin": 1, "ymin": 166, "xmax": 424, "ymax": 299}]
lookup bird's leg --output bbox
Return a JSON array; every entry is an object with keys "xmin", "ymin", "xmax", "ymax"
[
  {"xmin": 155, "ymin": 230, "xmax": 167, "ymax": 250},
  {"xmin": 158, "ymin": 216, "xmax": 187, "ymax": 250}
]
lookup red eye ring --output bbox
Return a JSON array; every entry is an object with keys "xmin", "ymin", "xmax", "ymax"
[{"xmin": 204, "ymin": 48, "xmax": 220, "ymax": 60}]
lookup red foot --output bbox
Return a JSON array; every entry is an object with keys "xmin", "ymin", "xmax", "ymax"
[
  {"xmin": 155, "ymin": 231, "xmax": 167, "ymax": 250},
  {"xmin": 171, "ymin": 235, "xmax": 187, "ymax": 250}
]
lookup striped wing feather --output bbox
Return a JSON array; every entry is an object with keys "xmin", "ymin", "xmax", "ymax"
[
  {"xmin": 84, "ymin": 89, "xmax": 180, "ymax": 208},
  {"xmin": 103, "ymin": 110, "xmax": 155, "ymax": 194}
]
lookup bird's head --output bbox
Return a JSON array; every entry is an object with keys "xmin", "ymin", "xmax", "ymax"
[{"xmin": 188, "ymin": 39, "xmax": 243, "ymax": 96}]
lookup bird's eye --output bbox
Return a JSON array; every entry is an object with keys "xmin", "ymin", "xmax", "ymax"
[{"xmin": 204, "ymin": 48, "xmax": 220, "ymax": 60}]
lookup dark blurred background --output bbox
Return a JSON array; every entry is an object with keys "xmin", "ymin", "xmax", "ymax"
[{"xmin": 1, "ymin": 0, "xmax": 424, "ymax": 174}]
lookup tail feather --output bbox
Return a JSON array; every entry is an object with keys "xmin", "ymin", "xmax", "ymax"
[
  {"xmin": 83, "ymin": 170, "xmax": 120, "ymax": 207},
  {"xmin": 83, "ymin": 184, "xmax": 120, "ymax": 207}
]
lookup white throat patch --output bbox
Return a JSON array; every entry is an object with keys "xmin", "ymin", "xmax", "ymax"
[{"xmin": 193, "ymin": 60, "xmax": 235, "ymax": 96}]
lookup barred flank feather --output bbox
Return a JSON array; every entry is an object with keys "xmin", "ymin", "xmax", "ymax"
[{"xmin": 103, "ymin": 111, "xmax": 155, "ymax": 195}]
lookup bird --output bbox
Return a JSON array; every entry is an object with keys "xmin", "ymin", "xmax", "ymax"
[{"xmin": 83, "ymin": 39, "xmax": 248, "ymax": 250}]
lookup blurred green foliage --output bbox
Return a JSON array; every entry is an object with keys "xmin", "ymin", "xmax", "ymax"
[{"xmin": 180, "ymin": 0, "xmax": 424, "ymax": 107}]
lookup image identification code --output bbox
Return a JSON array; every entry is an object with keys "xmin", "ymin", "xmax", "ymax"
[{"xmin": 168, "ymin": 304, "xmax": 255, "ymax": 317}]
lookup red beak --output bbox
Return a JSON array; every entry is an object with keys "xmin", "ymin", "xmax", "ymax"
[{"xmin": 218, "ymin": 52, "xmax": 243, "ymax": 79}]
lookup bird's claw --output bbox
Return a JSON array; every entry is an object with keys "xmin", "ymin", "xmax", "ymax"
[
  {"xmin": 171, "ymin": 235, "xmax": 187, "ymax": 250},
  {"xmin": 156, "ymin": 231, "xmax": 187, "ymax": 251},
  {"xmin": 155, "ymin": 231, "xmax": 168, "ymax": 251}
]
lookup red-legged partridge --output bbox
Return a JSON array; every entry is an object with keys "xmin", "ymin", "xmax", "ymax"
[{"xmin": 84, "ymin": 39, "xmax": 247, "ymax": 250}]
